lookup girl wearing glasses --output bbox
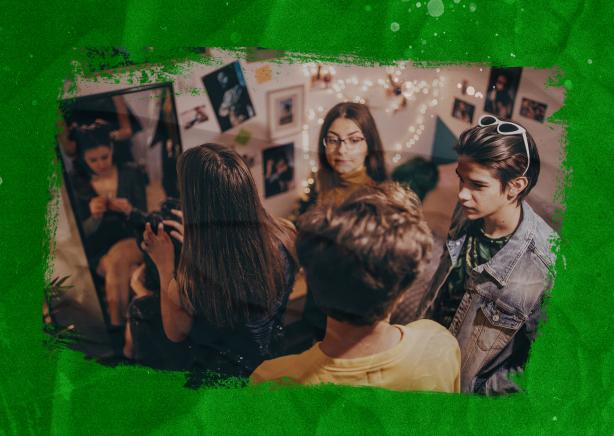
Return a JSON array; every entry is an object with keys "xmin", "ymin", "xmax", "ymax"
[
  {"xmin": 316, "ymin": 102, "xmax": 387, "ymax": 205},
  {"xmin": 417, "ymin": 116, "xmax": 558, "ymax": 395}
]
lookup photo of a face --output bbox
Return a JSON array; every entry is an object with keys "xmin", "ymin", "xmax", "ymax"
[
  {"xmin": 262, "ymin": 143, "xmax": 295, "ymax": 198},
  {"xmin": 484, "ymin": 67, "xmax": 522, "ymax": 119},
  {"xmin": 202, "ymin": 61, "xmax": 256, "ymax": 132},
  {"xmin": 451, "ymin": 98, "xmax": 475, "ymax": 123},
  {"xmin": 519, "ymin": 97, "xmax": 548, "ymax": 123},
  {"xmin": 278, "ymin": 97, "xmax": 294, "ymax": 126},
  {"xmin": 267, "ymin": 85, "xmax": 304, "ymax": 140}
]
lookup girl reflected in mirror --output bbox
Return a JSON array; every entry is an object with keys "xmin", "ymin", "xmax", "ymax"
[{"xmin": 70, "ymin": 124, "xmax": 147, "ymax": 332}]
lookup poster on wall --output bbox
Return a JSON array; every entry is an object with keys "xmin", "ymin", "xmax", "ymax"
[
  {"xmin": 484, "ymin": 67, "xmax": 522, "ymax": 119},
  {"xmin": 262, "ymin": 142, "xmax": 295, "ymax": 198},
  {"xmin": 180, "ymin": 105, "xmax": 209, "ymax": 130},
  {"xmin": 267, "ymin": 85, "xmax": 304, "ymax": 140},
  {"xmin": 451, "ymin": 98, "xmax": 475, "ymax": 123},
  {"xmin": 202, "ymin": 61, "xmax": 256, "ymax": 132},
  {"xmin": 519, "ymin": 97, "xmax": 548, "ymax": 123}
]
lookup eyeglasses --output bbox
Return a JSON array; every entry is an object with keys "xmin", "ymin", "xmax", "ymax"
[
  {"xmin": 323, "ymin": 135, "xmax": 366, "ymax": 151},
  {"xmin": 478, "ymin": 115, "xmax": 530, "ymax": 176}
]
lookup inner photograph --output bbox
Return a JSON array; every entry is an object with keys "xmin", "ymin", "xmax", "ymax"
[{"xmin": 50, "ymin": 50, "xmax": 564, "ymax": 394}]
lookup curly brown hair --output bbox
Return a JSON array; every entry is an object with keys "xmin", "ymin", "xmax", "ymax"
[{"xmin": 296, "ymin": 182, "xmax": 433, "ymax": 325}]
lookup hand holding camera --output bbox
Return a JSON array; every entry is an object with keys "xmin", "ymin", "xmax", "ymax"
[
  {"xmin": 162, "ymin": 209, "xmax": 184, "ymax": 243},
  {"xmin": 141, "ymin": 222, "xmax": 175, "ymax": 275}
]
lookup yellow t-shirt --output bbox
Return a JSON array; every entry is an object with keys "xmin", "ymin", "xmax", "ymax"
[{"xmin": 251, "ymin": 319, "xmax": 460, "ymax": 393}]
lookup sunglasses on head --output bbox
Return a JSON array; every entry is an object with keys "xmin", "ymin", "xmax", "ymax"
[{"xmin": 478, "ymin": 115, "xmax": 530, "ymax": 176}]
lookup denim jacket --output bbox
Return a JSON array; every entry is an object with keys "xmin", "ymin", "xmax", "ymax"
[{"xmin": 417, "ymin": 201, "xmax": 557, "ymax": 394}]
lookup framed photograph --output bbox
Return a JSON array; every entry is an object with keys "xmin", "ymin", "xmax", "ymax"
[
  {"xmin": 519, "ymin": 97, "xmax": 548, "ymax": 123},
  {"xmin": 179, "ymin": 105, "xmax": 209, "ymax": 130},
  {"xmin": 451, "ymin": 98, "xmax": 475, "ymax": 123},
  {"xmin": 202, "ymin": 61, "xmax": 256, "ymax": 132},
  {"xmin": 484, "ymin": 67, "xmax": 523, "ymax": 119},
  {"xmin": 267, "ymin": 85, "xmax": 304, "ymax": 140},
  {"xmin": 262, "ymin": 142, "xmax": 295, "ymax": 198}
]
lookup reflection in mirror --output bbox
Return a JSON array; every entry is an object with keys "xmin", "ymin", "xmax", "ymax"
[{"xmin": 57, "ymin": 83, "xmax": 182, "ymax": 353}]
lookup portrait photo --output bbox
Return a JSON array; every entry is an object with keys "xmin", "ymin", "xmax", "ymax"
[
  {"xmin": 202, "ymin": 61, "xmax": 256, "ymax": 132},
  {"xmin": 519, "ymin": 97, "xmax": 548, "ymax": 123},
  {"xmin": 451, "ymin": 98, "xmax": 475, "ymax": 123},
  {"xmin": 267, "ymin": 85, "xmax": 304, "ymax": 140},
  {"xmin": 484, "ymin": 67, "xmax": 523, "ymax": 119},
  {"xmin": 262, "ymin": 142, "xmax": 295, "ymax": 198}
]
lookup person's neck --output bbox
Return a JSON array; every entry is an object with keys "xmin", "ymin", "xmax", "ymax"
[
  {"xmin": 92, "ymin": 166, "xmax": 116, "ymax": 180},
  {"xmin": 319, "ymin": 317, "xmax": 401, "ymax": 359},
  {"xmin": 338, "ymin": 165, "xmax": 368, "ymax": 183},
  {"xmin": 482, "ymin": 201, "xmax": 522, "ymax": 238}
]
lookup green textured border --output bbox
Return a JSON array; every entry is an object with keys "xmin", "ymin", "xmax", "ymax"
[{"xmin": 1, "ymin": 1, "xmax": 612, "ymax": 434}]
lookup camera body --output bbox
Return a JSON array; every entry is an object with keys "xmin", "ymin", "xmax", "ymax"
[{"xmin": 128, "ymin": 198, "xmax": 182, "ymax": 293}]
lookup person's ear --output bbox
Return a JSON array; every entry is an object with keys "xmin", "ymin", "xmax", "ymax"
[{"xmin": 507, "ymin": 176, "xmax": 528, "ymax": 200}]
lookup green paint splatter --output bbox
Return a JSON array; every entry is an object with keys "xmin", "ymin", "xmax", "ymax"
[{"xmin": 0, "ymin": 1, "xmax": 611, "ymax": 435}]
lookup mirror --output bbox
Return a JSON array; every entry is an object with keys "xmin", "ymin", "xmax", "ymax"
[{"xmin": 57, "ymin": 83, "xmax": 182, "ymax": 332}]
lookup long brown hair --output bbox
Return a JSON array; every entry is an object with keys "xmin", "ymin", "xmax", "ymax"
[
  {"xmin": 176, "ymin": 144, "xmax": 296, "ymax": 328},
  {"xmin": 317, "ymin": 102, "xmax": 387, "ymax": 192}
]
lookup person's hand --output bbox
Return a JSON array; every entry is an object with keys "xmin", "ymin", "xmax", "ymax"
[
  {"xmin": 89, "ymin": 196, "xmax": 108, "ymax": 219},
  {"xmin": 108, "ymin": 198, "xmax": 133, "ymax": 215},
  {"xmin": 162, "ymin": 209, "xmax": 184, "ymax": 243},
  {"xmin": 141, "ymin": 222, "xmax": 174, "ymax": 273}
]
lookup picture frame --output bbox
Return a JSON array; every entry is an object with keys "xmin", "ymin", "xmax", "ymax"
[
  {"xmin": 202, "ymin": 61, "xmax": 256, "ymax": 133},
  {"xmin": 267, "ymin": 85, "xmax": 304, "ymax": 140},
  {"xmin": 451, "ymin": 98, "xmax": 475, "ymax": 123},
  {"xmin": 519, "ymin": 97, "xmax": 548, "ymax": 123},
  {"xmin": 262, "ymin": 142, "xmax": 295, "ymax": 198},
  {"xmin": 484, "ymin": 67, "xmax": 523, "ymax": 120}
]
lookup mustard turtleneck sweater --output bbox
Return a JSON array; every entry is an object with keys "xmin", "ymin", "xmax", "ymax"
[{"xmin": 317, "ymin": 166, "xmax": 374, "ymax": 205}]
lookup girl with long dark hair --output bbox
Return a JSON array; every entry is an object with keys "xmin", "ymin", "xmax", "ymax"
[
  {"xmin": 69, "ymin": 124, "xmax": 146, "ymax": 328},
  {"xmin": 141, "ymin": 144, "xmax": 296, "ymax": 377},
  {"xmin": 316, "ymin": 102, "xmax": 387, "ymax": 204}
]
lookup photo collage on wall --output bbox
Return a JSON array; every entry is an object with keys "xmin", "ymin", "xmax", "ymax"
[{"xmin": 199, "ymin": 60, "xmax": 304, "ymax": 197}]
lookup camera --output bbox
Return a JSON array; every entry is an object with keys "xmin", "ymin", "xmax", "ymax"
[{"xmin": 128, "ymin": 198, "xmax": 182, "ymax": 293}]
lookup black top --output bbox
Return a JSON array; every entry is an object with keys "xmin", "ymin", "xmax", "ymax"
[
  {"xmin": 188, "ymin": 246, "xmax": 296, "ymax": 377},
  {"xmin": 70, "ymin": 164, "xmax": 147, "ymax": 262}
]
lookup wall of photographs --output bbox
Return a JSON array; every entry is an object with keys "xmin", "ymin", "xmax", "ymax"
[{"xmin": 54, "ymin": 52, "xmax": 565, "ymax": 314}]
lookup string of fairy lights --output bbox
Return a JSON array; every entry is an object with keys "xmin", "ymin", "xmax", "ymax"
[{"xmin": 298, "ymin": 62, "xmax": 448, "ymax": 196}]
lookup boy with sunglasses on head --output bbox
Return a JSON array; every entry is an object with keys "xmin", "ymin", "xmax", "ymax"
[{"xmin": 417, "ymin": 115, "xmax": 558, "ymax": 395}]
